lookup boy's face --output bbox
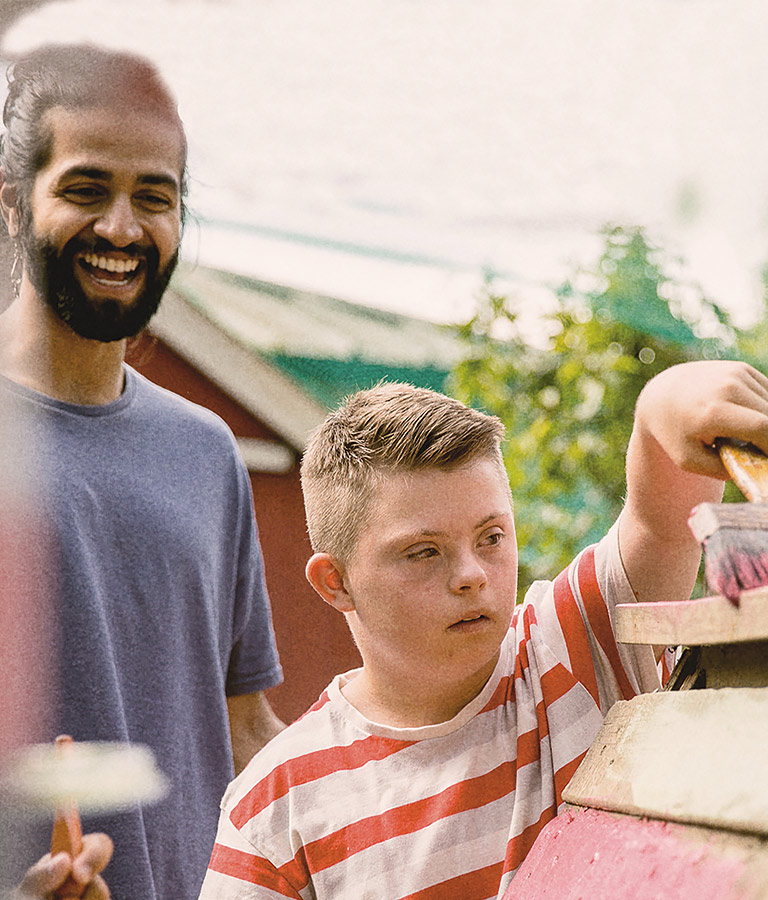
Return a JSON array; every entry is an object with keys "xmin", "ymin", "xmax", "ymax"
[{"xmin": 337, "ymin": 457, "xmax": 518, "ymax": 712}]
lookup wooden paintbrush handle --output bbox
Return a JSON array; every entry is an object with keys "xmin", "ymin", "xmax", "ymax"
[
  {"xmin": 51, "ymin": 735, "xmax": 84, "ymax": 899},
  {"xmin": 716, "ymin": 438, "xmax": 768, "ymax": 503}
]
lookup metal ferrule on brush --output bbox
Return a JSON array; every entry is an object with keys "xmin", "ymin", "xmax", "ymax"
[{"xmin": 689, "ymin": 502, "xmax": 768, "ymax": 542}]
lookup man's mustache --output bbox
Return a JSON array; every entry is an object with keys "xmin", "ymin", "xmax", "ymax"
[{"xmin": 75, "ymin": 238, "xmax": 148, "ymax": 257}]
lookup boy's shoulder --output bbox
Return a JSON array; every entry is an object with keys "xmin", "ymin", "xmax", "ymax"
[{"xmin": 222, "ymin": 683, "xmax": 347, "ymax": 811}]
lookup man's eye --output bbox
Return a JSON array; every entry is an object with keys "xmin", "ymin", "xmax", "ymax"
[
  {"xmin": 63, "ymin": 186, "xmax": 103, "ymax": 202},
  {"xmin": 138, "ymin": 192, "xmax": 173, "ymax": 209},
  {"xmin": 483, "ymin": 532, "xmax": 504, "ymax": 547}
]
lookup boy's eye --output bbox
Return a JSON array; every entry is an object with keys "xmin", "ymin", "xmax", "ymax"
[
  {"xmin": 406, "ymin": 546, "xmax": 438, "ymax": 560},
  {"xmin": 482, "ymin": 531, "xmax": 505, "ymax": 547}
]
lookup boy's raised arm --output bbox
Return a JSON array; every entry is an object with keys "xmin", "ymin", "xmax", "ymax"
[{"xmin": 618, "ymin": 361, "xmax": 768, "ymax": 606}]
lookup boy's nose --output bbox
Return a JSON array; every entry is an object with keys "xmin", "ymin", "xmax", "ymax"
[
  {"xmin": 93, "ymin": 197, "xmax": 144, "ymax": 246},
  {"xmin": 449, "ymin": 554, "xmax": 487, "ymax": 594}
]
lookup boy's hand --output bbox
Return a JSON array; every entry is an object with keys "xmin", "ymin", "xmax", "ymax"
[
  {"xmin": 621, "ymin": 361, "xmax": 768, "ymax": 609},
  {"xmin": 634, "ymin": 360, "xmax": 768, "ymax": 480},
  {"xmin": 15, "ymin": 833, "xmax": 113, "ymax": 899}
]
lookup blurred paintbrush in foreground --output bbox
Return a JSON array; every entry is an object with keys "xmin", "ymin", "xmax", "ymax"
[
  {"xmin": 0, "ymin": 736, "xmax": 168, "ymax": 898},
  {"xmin": 50, "ymin": 735, "xmax": 84, "ymax": 899},
  {"xmin": 689, "ymin": 438, "xmax": 768, "ymax": 605}
]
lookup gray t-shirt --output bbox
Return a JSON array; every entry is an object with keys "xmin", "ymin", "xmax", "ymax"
[{"xmin": 1, "ymin": 365, "xmax": 282, "ymax": 900}]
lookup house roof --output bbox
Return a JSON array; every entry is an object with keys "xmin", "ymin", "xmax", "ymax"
[{"xmin": 150, "ymin": 262, "xmax": 462, "ymax": 450}]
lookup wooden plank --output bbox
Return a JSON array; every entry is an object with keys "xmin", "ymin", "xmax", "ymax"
[
  {"xmin": 562, "ymin": 689, "xmax": 768, "ymax": 835},
  {"xmin": 505, "ymin": 805, "xmax": 768, "ymax": 900},
  {"xmin": 616, "ymin": 588, "xmax": 768, "ymax": 646}
]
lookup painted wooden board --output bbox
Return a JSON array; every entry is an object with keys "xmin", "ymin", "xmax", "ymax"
[
  {"xmin": 562, "ymin": 689, "xmax": 768, "ymax": 835},
  {"xmin": 505, "ymin": 805, "xmax": 768, "ymax": 900},
  {"xmin": 616, "ymin": 588, "xmax": 768, "ymax": 646}
]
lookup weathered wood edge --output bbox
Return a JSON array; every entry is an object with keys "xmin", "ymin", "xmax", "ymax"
[{"xmin": 616, "ymin": 588, "xmax": 768, "ymax": 646}]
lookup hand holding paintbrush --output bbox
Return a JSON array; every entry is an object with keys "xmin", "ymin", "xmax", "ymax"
[
  {"xmin": 689, "ymin": 439, "xmax": 768, "ymax": 605},
  {"xmin": 16, "ymin": 834, "xmax": 112, "ymax": 900},
  {"xmin": 13, "ymin": 736, "xmax": 113, "ymax": 900},
  {"xmin": 8, "ymin": 736, "xmax": 164, "ymax": 900},
  {"xmin": 618, "ymin": 360, "xmax": 768, "ymax": 611}
]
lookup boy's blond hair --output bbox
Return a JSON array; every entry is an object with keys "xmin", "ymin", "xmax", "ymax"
[{"xmin": 301, "ymin": 382, "xmax": 507, "ymax": 564}]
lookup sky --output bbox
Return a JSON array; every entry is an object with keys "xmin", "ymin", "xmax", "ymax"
[{"xmin": 4, "ymin": 0, "xmax": 768, "ymax": 329}]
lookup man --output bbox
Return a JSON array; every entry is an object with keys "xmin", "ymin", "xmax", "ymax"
[{"xmin": 0, "ymin": 44, "xmax": 284, "ymax": 900}]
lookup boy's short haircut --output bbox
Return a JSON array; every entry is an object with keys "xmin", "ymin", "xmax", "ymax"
[{"xmin": 301, "ymin": 381, "xmax": 507, "ymax": 563}]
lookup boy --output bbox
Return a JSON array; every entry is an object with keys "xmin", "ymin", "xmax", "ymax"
[{"xmin": 199, "ymin": 361, "xmax": 768, "ymax": 899}]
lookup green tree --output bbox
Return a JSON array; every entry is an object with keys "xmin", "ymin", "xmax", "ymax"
[{"xmin": 449, "ymin": 225, "xmax": 734, "ymax": 595}]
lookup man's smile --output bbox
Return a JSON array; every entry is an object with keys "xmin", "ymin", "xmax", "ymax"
[
  {"xmin": 82, "ymin": 252, "xmax": 141, "ymax": 275},
  {"xmin": 26, "ymin": 227, "xmax": 175, "ymax": 342},
  {"xmin": 76, "ymin": 250, "xmax": 146, "ymax": 290}
]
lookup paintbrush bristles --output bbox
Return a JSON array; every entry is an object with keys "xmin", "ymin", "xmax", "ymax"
[
  {"xmin": 689, "ymin": 502, "xmax": 768, "ymax": 604},
  {"xmin": 701, "ymin": 533, "xmax": 768, "ymax": 604}
]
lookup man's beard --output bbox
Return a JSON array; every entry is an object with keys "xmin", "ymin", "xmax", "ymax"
[{"xmin": 21, "ymin": 230, "xmax": 178, "ymax": 343}]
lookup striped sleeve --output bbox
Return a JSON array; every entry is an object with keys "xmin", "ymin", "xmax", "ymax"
[
  {"xmin": 523, "ymin": 519, "xmax": 660, "ymax": 714},
  {"xmin": 200, "ymin": 808, "xmax": 304, "ymax": 899}
]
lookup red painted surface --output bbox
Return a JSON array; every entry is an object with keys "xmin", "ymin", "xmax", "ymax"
[
  {"xmin": 506, "ymin": 806, "xmax": 750, "ymax": 900},
  {"xmin": 132, "ymin": 336, "xmax": 362, "ymax": 723}
]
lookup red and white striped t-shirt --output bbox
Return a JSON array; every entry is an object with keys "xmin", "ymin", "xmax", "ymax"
[{"xmin": 200, "ymin": 524, "xmax": 660, "ymax": 900}]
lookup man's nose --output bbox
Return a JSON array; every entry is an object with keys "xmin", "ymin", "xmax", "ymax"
[{"xmin": 93, "ymin": 196, "xmax": 143, "ymax": 247}]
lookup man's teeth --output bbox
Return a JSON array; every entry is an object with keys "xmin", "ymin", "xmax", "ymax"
[{"xmin": 83, "ymin": 252, "xmax": 140, "ymax": 274}]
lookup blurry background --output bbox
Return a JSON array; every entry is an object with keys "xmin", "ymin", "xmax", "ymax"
[{"xmin": 1, "ymin": 0, "xmax": 767, "ymax": 330}]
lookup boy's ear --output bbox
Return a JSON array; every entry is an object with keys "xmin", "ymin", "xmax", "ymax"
[
  {"xmin": 0, "ymin": 174, "xmax": 19, "ymax": 238},
  {"xmin": 305, "ymin": 553, "xmax": 355, "ymax": 613}
]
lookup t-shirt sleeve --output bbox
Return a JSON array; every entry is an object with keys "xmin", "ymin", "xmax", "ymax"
[
  {"xmin": 225, "ymin": 457, "xmax": 283, "ymax": 696},
  {"xmin": 200, "ymin": 808, "xmax": 302, "ymax": 900},
  {"xmin": 520, "ymin": 518, "xmax": 660, "ymax": 714}
]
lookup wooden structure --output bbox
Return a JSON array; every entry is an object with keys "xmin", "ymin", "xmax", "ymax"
[{"xmin": 506, "ymin": 589, "xmax": 768, "ymax": 898}]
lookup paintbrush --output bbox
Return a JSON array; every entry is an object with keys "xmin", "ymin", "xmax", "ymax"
[
  {"xmin": 50, "ymin": 735, "xmax": 85, "ymax": 900},
  {"xmin": 688, "ymin": 438, "xmax": 768, "ymax": 605}
]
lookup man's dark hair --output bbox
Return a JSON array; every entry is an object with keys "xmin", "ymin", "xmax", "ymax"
[{"xmin": 0, "ymin": 43, "xmax": 188, "ymax": 220}]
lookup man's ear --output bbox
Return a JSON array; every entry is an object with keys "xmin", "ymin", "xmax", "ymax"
[
  {"xmin": 0, "ymin": 173, "xmax": 20, "ymax": 238},
  {"xmin": 305, "ymin": 553, "xmax": 355, "ymax": 613}
]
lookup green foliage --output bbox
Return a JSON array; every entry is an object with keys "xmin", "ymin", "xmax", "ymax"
[{"xmin": 449, "ymin": 225, "xmax": 737, "ymax": 595}]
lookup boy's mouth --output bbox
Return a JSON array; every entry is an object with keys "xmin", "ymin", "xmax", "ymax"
[{"xmin": 448, "ymin": 614, "xmax": 489, "ymax": 632}]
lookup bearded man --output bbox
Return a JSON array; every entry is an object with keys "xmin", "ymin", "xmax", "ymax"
[{"xmin": 0, "ymin": 44, "xmax": 284, "ymax": 900}]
